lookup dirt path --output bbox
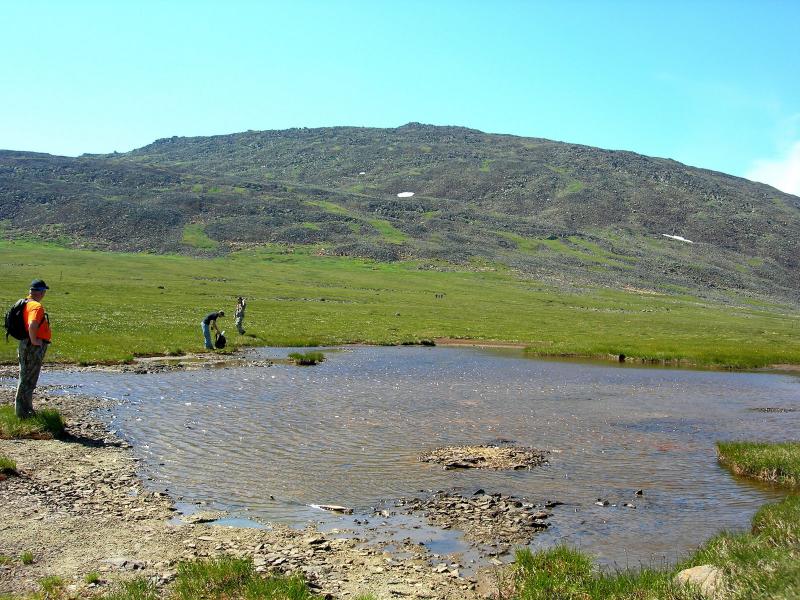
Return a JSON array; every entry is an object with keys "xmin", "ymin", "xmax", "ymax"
[{"xmin": 0, "ymin": 389, "xmax": 485, "ymax": 599}]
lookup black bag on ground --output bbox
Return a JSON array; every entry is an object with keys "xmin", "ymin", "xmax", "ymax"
[
  {"xmin": 4, "ymin": 299, "xmax": 28, "ymax": 342},
  {"xmin": 215, "ymin": 332, "xmax": 227, "ymax": 349}
]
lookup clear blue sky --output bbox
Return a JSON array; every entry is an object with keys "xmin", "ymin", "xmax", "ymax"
[{"xmin": 2, "ymin": 1, "xmax": 798, "ymax": 193}]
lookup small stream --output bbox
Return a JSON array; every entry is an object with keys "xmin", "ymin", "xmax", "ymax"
[{"xmin": 26, "ymin": 346, "xmax": 800, "ymax": 568}]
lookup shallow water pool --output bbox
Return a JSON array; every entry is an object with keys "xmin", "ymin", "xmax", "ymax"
[{"xmin": 33, "ymin": 346, "xmax": 800, "ymax": 567}]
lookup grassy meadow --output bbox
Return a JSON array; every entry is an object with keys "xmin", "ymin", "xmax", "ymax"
[{"xmin": 1, "ymin": 240, "xmax": 799, "ymax": 367}]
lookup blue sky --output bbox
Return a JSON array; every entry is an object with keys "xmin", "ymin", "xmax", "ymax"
[{"xmin": 1, "ymin": 1, "xmax": 798, "ymax": 194}]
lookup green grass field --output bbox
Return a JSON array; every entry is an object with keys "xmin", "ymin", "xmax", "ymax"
[{"xmin": 1, "ymin": 240, "xmax": 799, "ymax": 367}]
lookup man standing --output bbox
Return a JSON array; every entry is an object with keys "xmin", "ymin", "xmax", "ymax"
[
  {"xmin": 201, "ymin": 309, "xmax": 224, "ymax": 350},
  {"xmin": 234, "ymin": 296, "xmax": 246, "ymax": 335},
  {"xmin": 16, "ymin": 279, "xmax": 52, "ymax": 418}
]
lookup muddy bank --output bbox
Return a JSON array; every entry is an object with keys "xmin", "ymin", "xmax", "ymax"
[
  {"xmin": 0, "ymin": 389, "xmax": 485, "ymax": 599},
  {"xmin": 434, "ymin": 338, "xmax": 528, "ymax": 350},
  {"xmin": 4, "ymin": 341, "xmax": 799, "ymax": 376},
  {"xmin": 0, "ymin": 353, "xmax": 273, "ymax": 379}
]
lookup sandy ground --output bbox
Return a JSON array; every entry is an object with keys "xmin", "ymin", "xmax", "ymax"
[{"xmin": 0, "ymin": 388, "xmax": 489, "ymax": 599}]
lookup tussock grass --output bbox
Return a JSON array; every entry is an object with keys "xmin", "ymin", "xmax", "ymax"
[
  {"xmin": 288, "ymin": 351, "xmax": 325, "ymax": 366},
  {"xmin": 683, "ymin": 500, "xmax": 800, "ymax": 599},
  {"xmin": 510, "ymin": 546, "xmax": 681, "ymax": 599},
  {"xmin": 172, "ymin": 556, "xmax": 321, "ymax": 600},
  {"xmin": 97, "ymin": 557, "xmax": 321, "ymax": 599},
  {"xmin": 39, "ymin": 576, "xmax": 64, "ymax": 595},
  {"xmin": 100, "ymin": 578, "xmax": 158, "ymax": 600},
  {"xmin": 717, "ymin": 441, "xmax": 800, "ymax": 487},
  {"xmin": 0, "ymin": 406, "xmax": 65, "ymax": 439},
  {"xmin": 84, "ymin": 571, "xmax": 101, "ymax": 584},
  {"xmin": 0, "ymin": 453, "xmax": 16, "ymax": 474},
  {"xmin": 20, "ymin": 551, "xmax": 33, "ymax": 565}
]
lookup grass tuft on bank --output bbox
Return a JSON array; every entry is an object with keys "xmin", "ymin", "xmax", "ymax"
[
  {"xmin": 510, "ymin": 546, "xmax": 679, "ymax": 599},
  {"xmin": 95, "ymin": 556, "xmax": 322, "ymax": 600},
  {"xmin": 100, "ymin": 578, "xmax": 158, "ymax": 600},
  {"xmin": 717, "ymin": 441, "xmax": 800, "ymax": 487},
  {"xmin": 508, "ymin": 441, "xmax": 800, "ymax": 599},
  {"xmin": 0, "ymin": 406, "xmax": 65, "ymax": 439},
  {"xmin": 0, "ymin": 453, "xmax": 16, "ymax": 474},
  {"xmin": 173, "ymin": 556, "xmax": 321, "ymax": 599},
  {"xmin": 288, "ymin": 351, "xmax": 325, "ymax": 366}
]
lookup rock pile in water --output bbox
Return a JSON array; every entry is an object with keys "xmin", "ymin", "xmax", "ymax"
[
  {"xmin": 396, "ymin": 490, "xmax": 551, "ymax": 554},
  {"xmin": 419, "ymin": 444, "xmax": 549, "ymax": 470}
]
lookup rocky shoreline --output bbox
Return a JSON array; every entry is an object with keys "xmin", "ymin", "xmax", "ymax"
[
  {"xmin": 396, "ymin": 491, "xmax": 552, "ymax": 557},
  {"xmin": 0, "ymin": 388, "xmax": 556, "ymax": 598},
  {"xmin": 0, "ymin": 352, "xmax": 274, "ymax": 379}
]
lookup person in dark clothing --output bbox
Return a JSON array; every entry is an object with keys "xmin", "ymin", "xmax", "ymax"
[{"xmin": 201, "ymin": 310, "xmax": 224, "ymax": 350}]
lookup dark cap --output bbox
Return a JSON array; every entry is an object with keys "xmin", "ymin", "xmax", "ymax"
[{"xmin": 30, "ymin": 279, "xmax": 50, "ymax": 291}]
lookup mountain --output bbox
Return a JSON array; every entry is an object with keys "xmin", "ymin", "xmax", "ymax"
[{"xmin": 1, "ymin": 123, "xmax": 799, "ymax": 302}]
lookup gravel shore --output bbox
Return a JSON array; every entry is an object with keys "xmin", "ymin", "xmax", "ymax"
[{"xmin": 0, "ymin": 388, "xmax": 484, "ymax": 599}]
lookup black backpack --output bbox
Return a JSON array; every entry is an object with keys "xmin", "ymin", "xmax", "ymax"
[
  {"xmin": 4, "ymin": 299, "xmax": 28, "ymax": 341},
  {"xmin": 215, "ymin": 332, "xmax": 227, "ymax": 349}
]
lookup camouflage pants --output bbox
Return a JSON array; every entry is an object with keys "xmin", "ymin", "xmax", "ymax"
[
  {"xmin": 235, "ymin": 314, "xmax": 245, "ymax": 334},
  {"xmin": 15, "ymin": 339, "xmax": 48, "ymax": 418}
]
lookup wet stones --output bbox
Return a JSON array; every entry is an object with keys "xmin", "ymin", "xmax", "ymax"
[
  {"xmin": 419, "ymin": 444, "xmax": 549, "ymax": 470},
  {"xmin": 181, "ymin": 510, "xmax": 227, "ymax": 524},
  {"xmin": 396, "ymin": 491, "xmax": 551, "ymax": 551},
  {"xmin": 316, "ymin": 504, "xmax": 354, "ymax": 515}
]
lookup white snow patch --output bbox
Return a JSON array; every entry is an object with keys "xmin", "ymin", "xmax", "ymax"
[
  {"xmin": 662, "ymin": 234, "xmax": 694, "ymax": 244},
  {"xmin": 397, "ymin": 191, "xmax": 415, "ymax": 198},
  {"xmin": 359, "ymin": 171, "xmax": 366, "ymax": 175}
]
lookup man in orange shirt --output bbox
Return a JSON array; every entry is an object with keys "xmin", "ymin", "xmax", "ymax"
[{"xmin": 15, "ymin": 279, "xmax": 52, "ymax": 418}]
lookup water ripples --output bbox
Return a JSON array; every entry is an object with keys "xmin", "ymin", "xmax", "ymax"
[{"xmin": 37, "ymin": 345, "xmax": 800, "ymax": 565}]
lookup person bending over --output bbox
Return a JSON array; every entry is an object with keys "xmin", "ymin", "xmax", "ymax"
[{"xmin": 201, "ymin": 309, "xmax": 224, "ymax": 350}]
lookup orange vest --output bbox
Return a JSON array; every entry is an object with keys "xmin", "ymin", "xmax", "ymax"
[{"xmin": 23, "ymin": 297, "xmax": 52, "ymax": 342}]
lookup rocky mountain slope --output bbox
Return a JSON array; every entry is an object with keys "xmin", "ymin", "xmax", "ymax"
[{"xmin": 1, "ymin": 124, "xmax": 798, "ymax": 302}]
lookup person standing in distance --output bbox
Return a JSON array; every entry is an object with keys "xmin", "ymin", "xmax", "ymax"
[
  {"xmin": 234, "ymin": 296, "xmax": 246, "ymax": 335},
  {"xmin": 201, "ymin": 309, "xmax": 224, "ymax": 350},
  {"xmin": 16, "ymin": 279, "xmax": 52, "ymax": 418}
]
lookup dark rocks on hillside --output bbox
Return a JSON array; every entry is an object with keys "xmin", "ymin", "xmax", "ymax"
[{"xmin": 2, "ymin": 123, "xmax": 799, "ymax": 301}]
